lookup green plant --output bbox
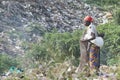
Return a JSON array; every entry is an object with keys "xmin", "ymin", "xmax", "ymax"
[
  {"xmin": 25, "ymin": 22, "xmax": 47, "ymax": 36},
  {"xmin": 84, "ymin": 0, "xmax": 119, "ymax": 6},
  {"xmin": 97, "ymin": 23, "xmax": 120, "ymax": 65},
  {"xmin": 0, "ymin": 54, "xmax": 18, "ymax": 75},
  {"xmin": 115, "ymin": 9, "xmax": 120, "ymax": 25},
  {"xmin": 43, "ymin": 30, "xmax": 82, "ymax": 62},
  {"xmin": 26, "ymin": 43, "xmax": 50, "ymax": 62},
  {"xmin": 24, "ymin": 29, "xmax": 82, "ymax": 67}
]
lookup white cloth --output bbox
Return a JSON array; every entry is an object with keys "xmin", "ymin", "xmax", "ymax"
[
  {"xmin": 84, "ymin": 23, "xmax": 98, "ymax": 40},
  {"xmin": 91, "ymin": 37, "xmax": 104, "ymax": 47},
  {"xmin": 83, "ymin": 23, "xmax": 104, "ymax": 47}
]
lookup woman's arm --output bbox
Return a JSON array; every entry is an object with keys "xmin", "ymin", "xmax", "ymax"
[{"xmin": 81, "ymin": 32, "xmax": 95, "ymax": 42}]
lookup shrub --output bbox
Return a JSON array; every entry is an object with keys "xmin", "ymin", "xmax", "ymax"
[
  {"xmin": 26, "ymin": 43, "xmax": 50, "ymax": 62},
  {"xmin": 107, "ymin": 55, "xmax": 120, "ymax": 65},
  {"xmin": 43, "ymin": 30, "xmax": 82, "ymax": 62},
  {"xmin": 97, "ymin": 23, "xmax": 120, "ymax": 65},
  {"xmin": 115, "ymin": 9, "xmax": 120, "ymax": 25},
  {"xmin": 0, "ymin": 54, "xmax": 18, "ymax": 75},
  {"xmin": 24, "ymin": 29, "xmax": 82, "ymax": 66}
]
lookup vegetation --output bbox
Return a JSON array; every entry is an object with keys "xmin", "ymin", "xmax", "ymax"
[
  {"xmin": 1, "ymin": 17, "xmax": 120, "ymax": 79},
  {"xmin": 115, "ymin": 9, "xmax": 120, "ymax": 25},
  {"xmin": 0, "ymin": 54, "xmax": 18, "ymax": 75},
  {"xmin": 84, "ymin": 0, "xmax": 119, "ymax": 6},
  {"xmin": 24, "ymin": 22, "xmax": 120, "ymax": 66},
  {"xmin": 97, "ymin": 23, "xmax": 120, "ymax": 65},
  {"xmin": 24, "ymin": 29, "xmax": 82, "ymax": 66},
  {"xmin": 2, "ymin": 22, "xmax": 120, "ymax": 79},
  {"xmin": 1, "ymin": 0, "xmax": 120, "ymax": 79}
]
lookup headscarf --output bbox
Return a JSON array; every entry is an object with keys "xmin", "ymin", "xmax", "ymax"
[{"xmin": 84, "ymin": 16, "xmax": 93, "ymax": 22}]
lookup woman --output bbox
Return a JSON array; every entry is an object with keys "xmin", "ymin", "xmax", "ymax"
[{"xmin": 76, "ymin": 16, "xmax": 101, "ymax": 76}]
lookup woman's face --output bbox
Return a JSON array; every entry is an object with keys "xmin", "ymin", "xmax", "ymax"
[{"xmin": 84, "ymin": 21, "xmax": 91, "ymax": 26}]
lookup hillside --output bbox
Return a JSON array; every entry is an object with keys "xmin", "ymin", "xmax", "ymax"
[
  {"xmin": 0, "ymin": 0, "xmax": 120, "ymax": 80},
  {"xmin": 0, "ymin": 0, "xmax": 112, "ymax": 56}
]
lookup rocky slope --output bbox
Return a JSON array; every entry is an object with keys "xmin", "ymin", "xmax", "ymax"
[{"xmin": 0, "ymin": 0, "xmax": 111, "ymax": 55}]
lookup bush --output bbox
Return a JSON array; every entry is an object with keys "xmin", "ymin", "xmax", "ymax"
[
  {"xmin": 0, "ymin": 54, "xmax": 18, "ymax": 75},
  {"xmin": 44, "ymin": 30, "xmax": 82, "ymax": 62},
  {"xmin": 24, "ymin": 29, "xmax": 82, "ymax": 66},
  {"xmin": 97, "ymin": 23, "xmax": 120, "ymax": 65},
  {"xmin": 107, "ymin": 55, "xmax": 120, "ymax": 65},
  {"xmin": 26, "ymin": 43, "xmax": 50, "ymax": 62},
  {"xmin": 115, "ymin": 10, "xmax": 120, "ymax": 25}
]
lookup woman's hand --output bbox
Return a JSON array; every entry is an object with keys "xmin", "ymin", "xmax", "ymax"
[
  {"xmin": 98, "ymin": 33, "xmax": 105, "ymax": 38},
  {"xmin": 81, "ymin": 39, "xmax": 87, "ymax": 42},
  {"xmin": 81, "ymin": 39, "xmax": 90, "ymax": 42}
]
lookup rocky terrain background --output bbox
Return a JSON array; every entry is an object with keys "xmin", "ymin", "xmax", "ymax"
[{"xmin": 0, "ymin": 0, "xmax": 111, "ymax": 56}]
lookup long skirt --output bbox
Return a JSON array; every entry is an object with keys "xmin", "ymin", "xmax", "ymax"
[{"xmin": 89, "ymin": 44, "xmax": 100, "ymax": 75}]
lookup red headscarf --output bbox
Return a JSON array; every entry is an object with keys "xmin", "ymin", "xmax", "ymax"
[{"xmin": 84, "ymin": 16, "xmax": 93, "ymax": 22}]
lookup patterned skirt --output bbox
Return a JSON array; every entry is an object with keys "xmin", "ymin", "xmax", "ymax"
[{"xmin": 89, "ymin": 44, "xmax": 100, "ymax": 75}]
